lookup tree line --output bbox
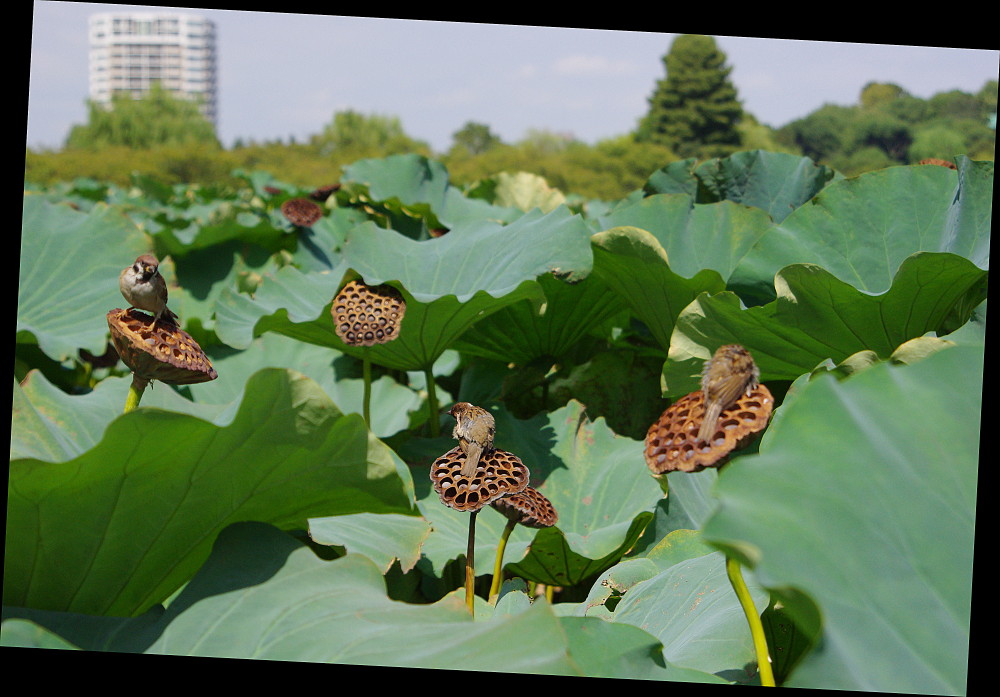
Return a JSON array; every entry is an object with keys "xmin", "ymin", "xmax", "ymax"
[{"xmin": 26, "ymin": 35, "xmax": 997, "ymax": 200}]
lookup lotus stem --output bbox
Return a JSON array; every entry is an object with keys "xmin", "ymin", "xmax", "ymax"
[
  {"xmin": 466, "ymin": 510, "xmax": 478, "ymax": 615},
  {"xmin": 489, "ymin": 518, "xmax": 518, "ymax": 600},
  {"xmin": 726, "ymin": 555, "xmax": 775, "ymax": 687},
  {"xmin": 362, "ymin": 348, "xmax": 372, "ymax": 427},
  {"xmin": 425, "ymin": 365, "xmax": 440, "ymax": 437},
  {"xmin": 124, "ymin": 374, "xmax": 149, "ymax": 413}
]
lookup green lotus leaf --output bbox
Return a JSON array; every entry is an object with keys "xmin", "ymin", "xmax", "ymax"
[
  {"xmin": 11, "ymin": 370, "xmax": 227, "ymax": 463},
  {"xmin": 596, "ymin": 551, "xmax": 769, "ymax": 681},
  {"xmin": 340, "ymin": 153, "xmax": 521, "ymax": 229},
  {"xmin": 341, "ymin": 205, "xmax": 593, "ymax": 300},
  {"xmin": 308, "ymin": 512, "xmax": 432, "ymax": 573},
  {"xmin": 595, "ymin": 194, "xmax": 775, "ymax": 282},
  {"xmin": 2, "ymin": 521, "xmax": 723, "ymax": 679},
  {"xmin": 0, "ymin": 618, "xmax": 82, "ymax": 650},
  {"xmin": 17, "ymin": 196, "xmax": 148, "ymax": 361},
  {"xmin": 140, "ymin": 197, "xmax": 292, "ymax": 256},
  {"xmin": 729, "ymin": 158, "xmax": 991, "ymax": 304},
  {"xmin": 450, "ymin": 271, "xmax": 628, "ymax": 365},
  {"xmin": 662, "ymin": 251, "xmax": 988, "ymax": 396},
  {"xmin": 5, "ymin": 368, "xmax": 415, "ymax": 617},
  {"xmin": 644, "ymin": 150, "xmax": 841, "ymax": 223},
  {"xmin": 702, "ymin": 343, "xmax": 978, "ymax": 694},
  {"xmin": 487, "ymin": 171, "xmax": 567, "ymax": 213},
  {"xmin": 213, "ymin": 263, "xmax": 348, "ymax": 350},
  {"xmin": 216, "ymin": 206, "xmax": 593, "ymax": 371},
  {"xmin": 591, "ymin": 226, "xmax": 726, "ymax": 352}
]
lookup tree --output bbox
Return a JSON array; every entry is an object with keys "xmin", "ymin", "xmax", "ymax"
[
  {"xmin": 636, "ymin": 34, "xmax": 743, "ymax": 158},
  {"xmin": 310, "ymin": 110, "xmax": 429, "ymax": 159},
  {"xmin": 448, "ymin": 121, "xmax": 504, "ymax": 156},
  {"xmin": 65, "ymin": 82, "xmax": 219, "ymax": 149},
  {"xmin": 860, "ymin": 82, "xmax": 908, "ymax": 109},
  {"xmin": 851, "ymin": 111, "xmax": 913, "ymax": 162},
  {"xmin": 908, "ymin": 125, "xmax": 967, "ymax": 162},
  {"xmin": 776, "ymin": 104, "xmax": 856, "ymax": 162}
]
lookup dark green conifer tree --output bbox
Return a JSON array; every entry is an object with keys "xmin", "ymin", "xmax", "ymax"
[{"xmin": 636, "ymin": 34, "xmax": 744, "ymax": 158}]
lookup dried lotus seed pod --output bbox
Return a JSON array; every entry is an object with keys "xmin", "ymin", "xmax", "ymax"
[
  {"xmin": 430, "ymin": 446, "xmax": 529, "ymax": 512},
  {"xmin": 107, "ymin": 308, "xmax": 218, "ymax": 385},
  {"xmin": 644, "ymin": 383, "xmax": 773, "ymax": 473},
  {"xmin": 280, "ymin": 197, "xmax": 323, "ymax": 227},
  {"xmin": 490, "ymin": 486, "xmax": 558, "ymax": 528},
  {"xmin": 331, "ymin": 280, "xmax": 406, "ymax": 347}
]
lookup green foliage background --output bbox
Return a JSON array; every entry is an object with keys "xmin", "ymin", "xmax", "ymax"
[
  {"xmin": 12, "ymin": 147, "xmax": 987, "ymax": 691},
  {"xmin": 15, "ymin": 32, "xmax": 990, "ymax": 685}
]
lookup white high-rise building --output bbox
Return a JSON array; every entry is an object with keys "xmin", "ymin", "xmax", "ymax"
[{"xmin": 88, "ymin": 12, "xmax": 218, "ymax": 127}]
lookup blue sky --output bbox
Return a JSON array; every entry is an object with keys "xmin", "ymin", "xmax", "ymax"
[{"xmin": 27, "ymin": 3, "xmax": 1000, "ymax": 152}]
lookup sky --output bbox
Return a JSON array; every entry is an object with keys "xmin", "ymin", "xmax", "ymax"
[{"xmin": 27, "ymin": 3, "xmax": 1000, "ymax": 153}]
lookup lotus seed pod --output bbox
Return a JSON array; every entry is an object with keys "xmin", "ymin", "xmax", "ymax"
[
  {"xmin": 490, "ymin": 486, "xmax": 558, "ymax": 528},
  {"xmin": 430, "ymin": 446, "xmax": 529, "ymax": 512},
  {"xmin": 644, "ymin": 383, "xmax": 773, "ymax": 474},
  {"xmin": 107, "ymin": 308, "xmax": 218, "ymax": 385},
  {"xmin": 331, "ymin": 280, "xmax": 406, "ymax": 347},
  {"xmin": 280, "ymin": 197, "xmax": 323, "ymax": 227}
]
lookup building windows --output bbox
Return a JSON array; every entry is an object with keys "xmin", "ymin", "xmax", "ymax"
[{"xmin": 88, "ymin": 11, "xmax": 217, "ymax": 126}]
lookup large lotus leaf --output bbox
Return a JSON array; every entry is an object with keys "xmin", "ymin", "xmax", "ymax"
[
  {"xmin": 418, "ymin": 401, "xmax": 663, "ymax": 586},
  {"xmin": 286, "ymin": 207, "xmax": 368, "ymax": 272},
  {"xmin": 488, "ymin": 171, "xmax": 567, "ymax": 213},
  {"xmin": 701, "ymin": 343, "xmax": 979, "ymax": 694},
  {"xmin": 450, "ymin": 271, "xmax": 628, "ymax": 365},
  {"xmin": 216, "ymin": 207, "xmax": 592, "ymax": 370},
  {"xmin": 3, "ymin": 522, "xmax": 723, "ymax": 680},
  {"xmin": 341, "ymin": 205, "xmax": 594, "ymax": 300},
  {"xmin": 5, "ymin": 369, "xmax": 416, "ymax": 617},
  {"xmin": 581, "ymin": 549, "xmax": 769, "ymax": 681},
  {"xmin": 644, "ymin": 150, "xmax": 841, "ymax": 223},
  {"xmin": 662, "ymin": 251, "xmax": 988, "ymax": 397},
  {"xmin": 1, "ymin": 618, "xmax": 82, "ymax": 650},
  {"xmin": 17, "ymin": 196, "xmax": 148, "ymax": 361},
  {"xmin": 590, "ymin": 226, "xmax": 726, "ymax": 352},
  {"xmin": 340, "ymin": 153, "xmax": 522, "ymax": 229},
  {"xmin": 156, "ymin": 240, "xmax": 281, "ymax": 336},
  {"xmin": 184, "ymin": 333, "xmax": 424, "ymax": 438},
  {"xmin": 138, "ymin": 197, "xmax": 293, "ymax": 256},
  {"xmin": 575, "ymin": 530, "xmax": 769, "ymax": 682},
  {"xmin": 595, "ymin": 193, "xmax": 775, "ymax": 281},
  {"xmin": 10, "ymin": 371, "xmax": 229, "ymax": 463},
  {"xmin": 218, "ymin": 272, "xmax": 545, "ymax": 372},
  {"xmin": 308, "ymin": 512, "xmax": 432, "ymax": 573},
  {"xmin": 729, "ymin": 158, "xmax": 992, "ymax": 304},
  {"xmin": 213, "ymin": 262, "xmax": 349, "ymax": 350}
]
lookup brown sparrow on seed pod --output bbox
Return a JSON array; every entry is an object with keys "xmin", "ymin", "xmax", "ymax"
[
  {"xmin": 697, "ymin": 344, "xmax": 760, "ymax": 444},
  {"xmin": 119, "ymin": 254, "xmax": 178, "ymax": 329},
  {"xmin": 449, "ymin": 402, "xmax": 496, "ymax": 477}
]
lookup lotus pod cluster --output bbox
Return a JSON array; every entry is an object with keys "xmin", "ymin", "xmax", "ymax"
[
  {"xmin": 309, "ymin": 183, "xmax": 340, "ymax": 201},
  {"xmin": 644, "ymin": 383, "xmax": 773, "ymax": 473},
  {"xmin": 280, "ymin": 197, "xmax": 323, "ymax": 227},
  {"xmin": 331, "ymin": 280, "xmax": 406, "ymax": 347},
  {"xmin": 430, "ymin": 446, "xmax": 530, "ymax": 512},
  {"xmin": 107, "ymin": 308, "xmax": 218, "ymax": 385},
  {"xmin": 490, "ymin": 487, "xmax": 558, "ymax": 528}
]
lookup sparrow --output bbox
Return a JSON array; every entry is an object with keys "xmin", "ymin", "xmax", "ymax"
[
  {"xmin": 119, "ymin": 254, "xmax": 178, "ymax": 329},
  {"xmin": 697, "ymin": 344, "xmax": 760, "ymax": 444},
  {"xmin": 449, "ymin": 402, "xmax": 496, "ymax": 478}
]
